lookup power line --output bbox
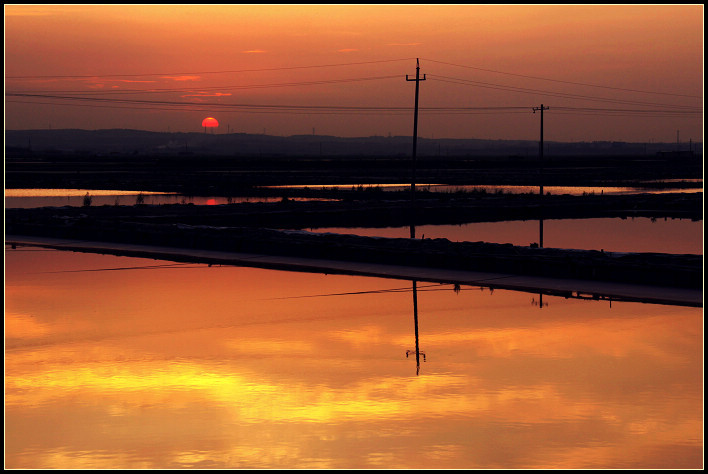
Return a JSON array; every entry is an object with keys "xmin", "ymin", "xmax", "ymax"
[
  {"xmin": 7, "ymin": 95, "xmax": 699, "ymax": 118},
  {"xmin": 9, "ymin": 58, "xmax": 700, "ymax": 115},
  {"xmin": 421, "ymin": 57, "xmax": 703, "ymax": 99},
  {"xmin": 427, "ymin": 74, "xmax": 702, "ymax": 111},
  {"xmin": 7, "ymin": 75, "xmax": 402, "ymax": 96},
  {"xmin": 6, "ymin": 57, "xmax": 415, "ymax": 80},
  {"xmin": 6, "ymin": 92, "xmax": 411, "ymax": 110},
  {"xmin": 551, "ymin": 106, "xmax": 701, "ymax": 117}
]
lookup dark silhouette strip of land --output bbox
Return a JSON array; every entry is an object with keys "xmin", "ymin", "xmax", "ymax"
[
  {"xmin": 6, "ymin": 133, "xmax": 702, "ymax": 297},
  {"xmin": 5, "ymin": 234, "xmax": 701, "ymax": 307},
  {"xmin": 6, "ymin": 201, "xmax": 702, "ymax": 291},
  {"xmin": 6, "ymin": 190, "xmax": 702, "ymax": 227}
]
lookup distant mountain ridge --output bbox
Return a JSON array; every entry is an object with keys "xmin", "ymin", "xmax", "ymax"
[{"xmin": 5, "ymin": 128, "xmax": 700, "ymax": 157}]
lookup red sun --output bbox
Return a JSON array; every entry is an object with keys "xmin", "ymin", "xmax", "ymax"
[{"xmin": 202, "ymin": 117, "xmax": 219, "ymax": 128}]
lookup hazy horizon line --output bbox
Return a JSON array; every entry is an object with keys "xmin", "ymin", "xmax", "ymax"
[{"xmin": 6, "ymin": 128, "xmax": 702, "ymax": 145}]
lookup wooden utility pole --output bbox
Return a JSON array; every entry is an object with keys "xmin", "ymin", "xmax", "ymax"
[
  {"xmin": 532, "ymin": 105, "xmax": 549, "ymax": 247},
  {"xmin": 406, "ymin": 58, "xmax": 426, "ymax": 239}
]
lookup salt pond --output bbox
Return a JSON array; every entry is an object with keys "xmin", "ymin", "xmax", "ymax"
[
  {"xmin": 4, "ymin": 248, "xmax": 703, "ymax": 469},
  {"xmin": 4, "ymin": 188, "xmax": 309, "ymax": 208},
  {"xmin": 5, "ymin": 182, "xmax": 702, "ymax": 209},
  {"xmin": 310, "ymin": 217, "xmax": 703, "ymax": 255},
  {"xmin": 6, "ymin": 189, "xmax": 702, "ymax": 255}
]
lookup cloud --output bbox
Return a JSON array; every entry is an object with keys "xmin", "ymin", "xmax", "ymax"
[
  {"xmin": 242, "ymin": 50, "xmax": 267, "ymax": 54},
  {"xmin": 386, "ymin": 42, "xmax": 423, "ymax": 46},
  {"xmin": 84, "ymin": 79, "xmax": 157, "ymax": 89},
  {"xmin": 180, "ymin": 93, "xmax": 232, "ymax": 98},
  {"xmin": 161, "ymin": 75, "xmax": 201, "ymax": 82},
  {"xmin": 337, "ymin": 48, "xmax": 359, "ymax": 53}
]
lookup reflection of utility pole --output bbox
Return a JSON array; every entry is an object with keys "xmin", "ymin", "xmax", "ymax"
[
  {"xmin": 531, "ymin": 293, "xmax": 548, "ymax": 308},
  {"xmin": 405, "ymin": 280, "xmax": 426, "ymax": 375},
  {"xmin": 532, "ymin": 105, "xmax": 549, "ymax": 248},
  {"xmin": 407, "ymin": 58, "xmax": 426, "ymax": 239}
]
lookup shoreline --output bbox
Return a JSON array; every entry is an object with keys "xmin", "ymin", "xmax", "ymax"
[{"xmin": 6, "ymin": 234, "xmax": 702, "ymax": 308}]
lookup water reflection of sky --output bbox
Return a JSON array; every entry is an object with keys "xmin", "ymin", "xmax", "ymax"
[
  {"xmin": 5, "ymin": 189, "xmax": 703, "ymax": 255},
  {"xmin": 312, "ymin": 216, "xmax": 703, "ymax": 255},
  {"xmin": 4, "ymin": 189, "xmax": 317, "ymax": 208},
  {"xmin": 5, "ymin": 250, "xmax": 703, "ymax": 469},
  {"xmin": 264, "ymin": 183, "xmax": 703, "ymax": 195},
  {"xmin": 5, "ymin": 183, "xmax": 703, "ymax": 208}
]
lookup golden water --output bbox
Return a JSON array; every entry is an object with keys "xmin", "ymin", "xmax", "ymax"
[{"xmin": 5, "ymin": 249, "xmax": 703, "ymax": 469}]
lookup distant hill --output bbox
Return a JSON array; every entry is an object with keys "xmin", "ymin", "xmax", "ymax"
[{"xmin": 5, "ymin": 128, "xmax": 701, "ymax": 158}]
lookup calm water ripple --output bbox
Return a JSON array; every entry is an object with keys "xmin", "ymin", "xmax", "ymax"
[{"xmin": 4, "ymin": 249, "xmax": 703, "ymax": 469}]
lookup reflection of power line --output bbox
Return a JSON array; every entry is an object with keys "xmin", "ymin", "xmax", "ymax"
[
  {"xmin": 25, "ymin": 262, "xmax": 200, "ymax": 273},
  {"xmin": 265, "ymin": 282, "xmax": 444, "ymax": 300}
]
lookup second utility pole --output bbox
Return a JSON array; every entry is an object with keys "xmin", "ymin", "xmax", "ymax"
[{"xmin": 407, "ymin": 58, "xmax": 426, "ymax": 239}]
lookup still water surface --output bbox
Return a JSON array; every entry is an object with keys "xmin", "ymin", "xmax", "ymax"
[
  {"xmin": 5, "ymin": 248, "xmax": 703, "ymax": 469},
  {"xmin": 264, "ymin": 183, "xmax": 703, "ymax": 195},
  {"xmin": 5, "ymin": 183, "xmax": 702, "ymax": 208},
  {"xmin": 5, "ymin": 189, "xmax": 703, "ymax": 255},
  {"xmin": 311, "ymin": 217, "xmax": 703, "ymax": 255},
  {"xmin": 4, "ymin": 189, "xmax": 306, "ymax": 208}
]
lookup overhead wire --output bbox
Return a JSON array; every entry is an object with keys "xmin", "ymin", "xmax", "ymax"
[
  {"xmin": 5, "ymin": 57, "xmax": 416, "ymax": 79},
  {"xmin": 6, "ymin": 57, "xmax": 702, "ymax": 118},
  {"xmin": 427, "ymin": 74, "xmax": 702, "ymax": 111},
  {"xmin": 420, "ymin": 57, "xmax": 703, "ymax": 99},
  {"xmin": 9, "ymin": 74, "xmax": 403, "ymax": 95},
  {"xmin": 7, "ymin": 93, "xmax": 698, "ymax": 118}
]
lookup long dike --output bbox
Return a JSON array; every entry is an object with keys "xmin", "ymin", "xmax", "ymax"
[{"xmin": 6, "ymin": 200, "xmax": 702, "ymax": 294}]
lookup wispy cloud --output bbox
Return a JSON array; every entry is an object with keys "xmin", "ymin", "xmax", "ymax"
[
  {"xmin": 337, "ymin": 48, "xmax": 359, "ymax": 53},
  {"xmin": 85, "ymin": 79, "xmax": 157, "ymax": 89},
  {"xmin": 386, "ymin": 42, "xmax": 422, "ymax": 47},
  {"xmin": 242, "ymin": 50, "xmax": 267, "ymax": 54},
  {"xmin": 181, "ymin": 93, "xmax": 232, "ymax": 98},
  {"xmin": 161, "ymin": 75, "xmax": 201, "ymax": 82}
]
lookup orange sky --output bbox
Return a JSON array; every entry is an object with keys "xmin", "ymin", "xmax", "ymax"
[{"xmin": 4, "ymin": 4, "xmax": 703, "ymax": 142}]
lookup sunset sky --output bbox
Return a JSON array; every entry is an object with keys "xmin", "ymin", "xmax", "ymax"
[{"xmin": 4, "ymin": 4, "xmax": 704, "ymax": 142}]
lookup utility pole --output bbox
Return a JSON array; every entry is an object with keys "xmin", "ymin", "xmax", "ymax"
[
  {"xmin": 532, "ymin": 104, "xmax": 549, "ymax": 247},
  {"xmin": 406, "ymin": 58, "xmax": 426, "ymax": 239}
]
